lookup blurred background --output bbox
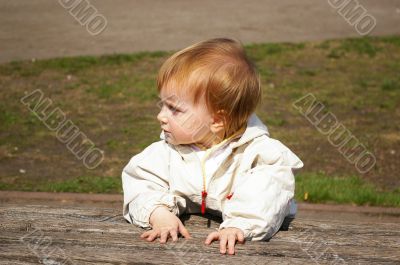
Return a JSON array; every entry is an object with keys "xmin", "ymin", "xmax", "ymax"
[{"xmin": 0, "ymin": 0, "xmax": 399, "ymax": 206}]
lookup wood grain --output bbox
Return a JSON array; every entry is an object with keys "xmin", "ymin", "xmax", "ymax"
[{"xmin": 0, "ymin": 203, "xmax": 399, "ymax": 264}]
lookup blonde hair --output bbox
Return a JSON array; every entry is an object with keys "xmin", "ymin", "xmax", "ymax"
[{"xmin": 157, "ymin": 38, "xmax": 261, "ymax": 138}]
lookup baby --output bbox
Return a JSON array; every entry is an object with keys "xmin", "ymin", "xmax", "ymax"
[{"xmin": 122, "ymin": 38, "xmax": 304, "ymax": 255}]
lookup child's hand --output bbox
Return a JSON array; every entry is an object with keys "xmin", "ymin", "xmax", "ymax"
[
  {"xmin": 140, "ymin": 206, "xmax": 191, "ymax": 243},
  {"xmin": 204, "ymin": 227, "xmax": 245, "ymax": 255}
]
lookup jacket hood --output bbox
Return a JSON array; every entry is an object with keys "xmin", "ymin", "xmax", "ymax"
[{"xmin": 230, "ymin": 113, "xmax": 270, "ymax": 148}]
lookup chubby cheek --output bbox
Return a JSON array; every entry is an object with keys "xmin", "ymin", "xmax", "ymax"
[
  {"xmin": 169, "ymin": 122, "xmax": 201, "ymax": 144},
  {"xmin": 173, "ymin": 126, "xmax": 197, "ymax": 143},
  {"xmin": 170, "ymin": 113, "xmax": 194, "ymax": 131}
]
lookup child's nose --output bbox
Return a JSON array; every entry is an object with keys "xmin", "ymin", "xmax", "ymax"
[{"xmin": 157, "ymin": 108, "xmax": 168, "ymax": 125}]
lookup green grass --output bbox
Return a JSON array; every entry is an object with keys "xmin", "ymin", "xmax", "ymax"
[
  {"xmin": 0, "ymin": 176, "xmax": 122, "ymax": 194},
  {"xmin": 0, "ymin": 106, "xmax": 19, "ymax": 127},
  {"xmin": 381, "ymin": 35, "xmax": 400, "ymax": 47},
  {"xmin": 43, "ymin": 176, "xmax": 122, "ymax": 193},
  {"xmin": 295, "ymin": 172, "xmax": 400, "ymax": 207},
  {"xmin": 381, "ymin": 78, "xmax": 400, "ymax": 91},
  {"xmin": 0, "ymin": 51, "xmax": 170, "ymax": 76},
  {"xmin": 326, "ymin": 37, "xmax": 382, "ymax": 58},
  {"xmin": 246, "ymin": 42, "xmax": 305, "ymax": 62}
]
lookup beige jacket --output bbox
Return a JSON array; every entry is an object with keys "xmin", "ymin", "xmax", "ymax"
[{"xmin": 122, "ymin": 113, "xmax": 304, "ymax": 240}]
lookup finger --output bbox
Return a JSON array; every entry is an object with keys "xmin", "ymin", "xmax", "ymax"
[
  {"xmin": 227, "ymin": 234, "xmax": 236, "ymax": 255},
  {"xmin": 140, "ymin": 230, "xmax": 152, "ymax": 239},
  {"xmin": 170, "ymin": 229, "xmax": 178, "ymax": 242},
  {"xmin": 237, "ymin": 231, "xmax": 245, "ymax": 244},
  {"xmin": 146, "ymin": 230, "xmax": 159, "ymax": 242},
  {"xmin": 178, "ymin": 222, "xmax": 191, "ymax": 239},
  {"xmin": 159, "ymin": 229, "xmax": 169, "ymax": 244},
  {"xmin": 219, "ymin": 234, "xmax": 228, "ymax": 254},
  {"xmin": 204, "ymin": 231, "xmax": 219, "ymax": 245}
]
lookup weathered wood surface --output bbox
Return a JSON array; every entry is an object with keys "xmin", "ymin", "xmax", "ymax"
[{"xmin": 0, "ymin": 203, "xmax": 399, "ymax": 265}]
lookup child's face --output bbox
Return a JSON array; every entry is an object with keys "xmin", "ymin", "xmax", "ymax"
[{"xmin": 157, "ymin": 87, "xmax": 220, "ymax": 148}]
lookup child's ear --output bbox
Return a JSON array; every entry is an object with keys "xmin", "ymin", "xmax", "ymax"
[{"xmin": 210, "ymin": 110, "xmax": 226, "ymax": 132}]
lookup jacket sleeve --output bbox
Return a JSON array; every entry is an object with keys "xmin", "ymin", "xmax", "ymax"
[
  {"xmin": 219, "ymin": 141, "xmax": 303, "ymax": 241},
  {"xmin": 122, "ymin": 141, "xmax": 187, "ymax": 229}
]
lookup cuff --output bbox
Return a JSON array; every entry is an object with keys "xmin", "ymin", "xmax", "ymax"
[{"xmin": 129, "ymin": 193, "xmax": 181, "ymax": 229}]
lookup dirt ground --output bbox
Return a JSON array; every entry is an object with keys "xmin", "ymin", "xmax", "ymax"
[{"xmin": 1, "ymin": 0, "xmax": 400, "ymax": 63}]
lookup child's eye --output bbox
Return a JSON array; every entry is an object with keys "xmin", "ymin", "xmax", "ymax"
[{"xmin": 167, "ymin": 104, "xmax": 181, "ymax": 113}]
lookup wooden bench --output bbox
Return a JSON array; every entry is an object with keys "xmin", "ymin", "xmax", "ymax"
[{"xmin": 0, "ymin": 201, "xmax": 399, "ymax": 264}]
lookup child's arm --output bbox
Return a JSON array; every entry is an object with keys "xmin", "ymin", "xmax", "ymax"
[
  {"xmin": 219, "ymin": 143, "xmax": 303, "ymax": 241},
  {"xmin": 122, "ymin": 141, "xmax": 187, "ymax": 234}
]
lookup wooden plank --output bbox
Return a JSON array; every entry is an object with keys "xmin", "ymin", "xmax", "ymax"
[{"xmin": 0, "ymin": 203, "xmax": 399, "ymax": 264}]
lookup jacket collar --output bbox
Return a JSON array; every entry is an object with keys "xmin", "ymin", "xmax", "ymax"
[{"xmin": 230, "ymin": 113, "xmax": 269, "ymax": 149}]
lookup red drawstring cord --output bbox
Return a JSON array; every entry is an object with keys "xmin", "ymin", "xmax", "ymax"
[
  {"xmin": 201, "ymin": 190, "xmax": 208, "ymax": 214},
  {"xmin": 201, "ymin": 191, "xmax": 233, "ymax": 214},
  {"xmin": 199, "ymin": 126, "xmax": 245, "ymax": 215}
]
